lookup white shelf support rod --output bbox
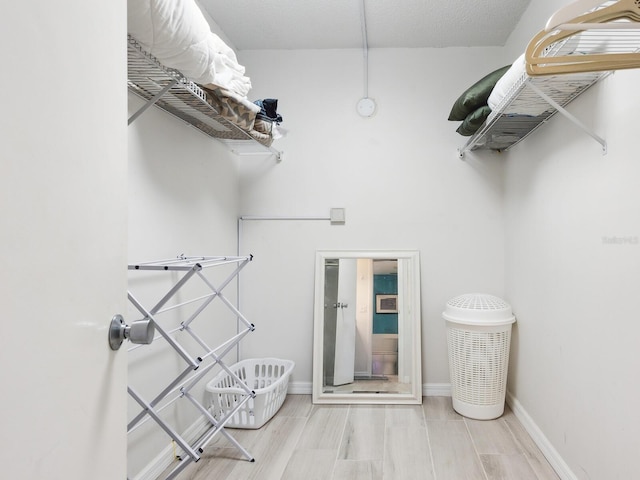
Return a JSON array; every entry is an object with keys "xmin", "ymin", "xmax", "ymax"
[
  {"xmin": 526, "ymin": 81, "xmax": 607, "ymax": 154},
  {"xmin": 230, "ymin": 147, "xmax": 283, "ymax": 163},
  {"xmin": 128, "ymin": 78, "xmax": 178, "ymax": 125}
]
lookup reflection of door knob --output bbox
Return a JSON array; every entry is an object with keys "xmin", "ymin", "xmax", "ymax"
[
  {"xmin": 334, "ymin": 302, "xmax": 349, "ymax": 309},
  {"xmin": 108, "ymin": 314, "xmax": 155, "ymax": 350}
]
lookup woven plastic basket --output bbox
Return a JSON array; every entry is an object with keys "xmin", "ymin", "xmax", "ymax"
[
  {"xmin": 443, "ymin": 294, "xmax": 515, "ymax": 420},
  {"xmin": 206, "ymin": 358, "xmax": 294, "ymax": 429}
]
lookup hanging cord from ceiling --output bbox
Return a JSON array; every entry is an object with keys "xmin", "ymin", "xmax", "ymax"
[
  {"xmin": 360, "ymin": 0, "xmax": 369, "ymax": 98},
  {"xmin": 357, "ymin": 0, "xmax": 376, "ymax": 117}
]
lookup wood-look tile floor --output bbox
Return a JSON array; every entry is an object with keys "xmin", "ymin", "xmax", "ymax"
[{"xmin": 167, "ymin": 395, "xmax": 560, "ymax": 480}]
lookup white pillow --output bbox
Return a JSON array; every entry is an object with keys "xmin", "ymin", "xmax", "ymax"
[{"xmin": 487, "ymin": 54, "xmax": 526, "ymax": 111}]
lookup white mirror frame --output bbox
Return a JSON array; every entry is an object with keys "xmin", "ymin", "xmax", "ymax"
[{"xmin": 312, "ymin": 250, "xmax": 422, "ymax": 404}]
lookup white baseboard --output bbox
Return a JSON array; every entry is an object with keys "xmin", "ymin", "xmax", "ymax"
[
  {"xmin": 506, "ymin": 391, "xmax": 577, "ymax": 480},
  {"xmin": 423, "ymin": 383, "xmax": 451, "ymax": 396},
  {"xmin": 288, "ymin": 381, "xmax": 312, "ymax": 394}
]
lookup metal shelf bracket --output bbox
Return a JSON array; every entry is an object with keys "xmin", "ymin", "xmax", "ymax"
[{"xmin": 526, "ymin": 81, "xmax": 607, "ymax": 154}]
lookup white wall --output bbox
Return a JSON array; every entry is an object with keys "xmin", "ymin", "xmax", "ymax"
[
  {"xmin": 126, "ymin": 95, "xmax": 242, "ymax": 476},
  {"xmin": 503, "ymin": 1, "xmax": 640, "ymax": 478},
  {"xmin": 235, "ymin": 47, "xmax": 508, "ymax": 389}
]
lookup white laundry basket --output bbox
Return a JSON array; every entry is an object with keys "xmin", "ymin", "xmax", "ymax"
[
  {"xmin": 443, "ymin": 294, "xmax": 515, "ymax": 420},
  {"xmin": 206, "ymin": 358, "xmax": 294, "ymax": 429}
]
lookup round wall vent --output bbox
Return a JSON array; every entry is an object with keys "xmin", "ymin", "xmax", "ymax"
[{"xmin": 356, "ymin": 97, "xmax": 376, "ymax": 117}]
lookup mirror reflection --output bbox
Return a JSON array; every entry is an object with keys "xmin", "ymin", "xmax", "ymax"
[{"xmin": 312, "ymin": 250, "xmax": 422, "ymax": 404}]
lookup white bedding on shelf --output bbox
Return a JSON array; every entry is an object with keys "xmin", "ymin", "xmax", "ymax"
[
  {"xmin": 128, "ymin": 0, "xmax": 252, "ymax": 97},
  {"xmin": 487, "ymin": 55, "xmax": 528, "ymax": 112},
  {"xmin": 487, "ymin": 52, "xmax": 599, "ymax": 117}
]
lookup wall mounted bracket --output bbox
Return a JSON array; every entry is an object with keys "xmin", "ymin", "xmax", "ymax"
[{"xmin": 525, "ymin": 81, "xmax": 607, "ymax": 154}]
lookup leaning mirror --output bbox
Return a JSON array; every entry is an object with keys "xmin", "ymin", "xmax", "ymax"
[{"xmin": 312, "ymin": 250, "xmax": 422, "ymax": 404}]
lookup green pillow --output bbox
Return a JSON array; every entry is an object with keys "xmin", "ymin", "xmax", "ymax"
[
  {"xmin": 448, "ymin": 65, "xmax": 511, "ymax": 121},
  {"xmin": 456, "ymin": 105, "xmax": 492, "ymax": 136}
]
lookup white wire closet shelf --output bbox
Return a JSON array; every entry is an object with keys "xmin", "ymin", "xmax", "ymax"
[
  {"xmin": 127, "ymin": 35, "xmax": 282, "ymax": 161},
  {"xmin": 127, "ymin": 254, "xmax": 256, "ymax": 480},
  {"xmin": 458, "ymin": 0, "xmax": 640, "ymax": 158},
  {"xmin": 457, "ymin": 69, "xmax": 607, "ymax": 157}
]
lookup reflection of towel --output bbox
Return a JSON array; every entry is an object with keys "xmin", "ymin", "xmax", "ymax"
[{"xmin": 488, "ymin": 55, "xmax": 529, "ymax": 111}]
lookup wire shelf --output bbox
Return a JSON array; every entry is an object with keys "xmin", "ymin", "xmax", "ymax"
[{"xmin": 127, "ymin": 35, "xmax": 281, "ymax": 159}]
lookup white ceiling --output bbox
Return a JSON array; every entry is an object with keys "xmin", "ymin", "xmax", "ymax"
[{"xmin": 199, "ymin": 0, "xmax": 532, "ymax": 50}]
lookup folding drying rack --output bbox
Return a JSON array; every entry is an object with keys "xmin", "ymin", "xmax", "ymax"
[{"xmin": 126, "ymin": 255, "xmax": 256, "ymax": 480}]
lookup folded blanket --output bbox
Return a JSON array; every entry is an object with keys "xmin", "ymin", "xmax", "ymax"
[
  {"xmin": 128, "ymin": 0, "xmax": 252, "ymax": 97},
  {"xmin": 200, "ymin": 85, "xmax": 260, "ymax": 131}
]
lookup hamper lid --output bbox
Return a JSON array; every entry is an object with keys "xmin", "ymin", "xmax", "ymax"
[{"xmin": 443, "ymin": 293, "xmax": 515, "ymax": 326}]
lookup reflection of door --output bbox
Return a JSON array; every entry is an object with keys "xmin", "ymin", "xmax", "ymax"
[
  {"xmin": 333, "ymin": 259, "xmax": 357, "ymax": 385},
  {"xmin": 323, "ymin": 262, "xmax": 339, "ymax": 386}
]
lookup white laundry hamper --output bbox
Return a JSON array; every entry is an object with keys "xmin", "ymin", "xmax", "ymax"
[
  {"xmin": 443, "ymin": 294, "xmax": 515, "ymax": 420},
  {"xmin": 206, "ymin": 358, "xmax": 294, "ymax": 429}
]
